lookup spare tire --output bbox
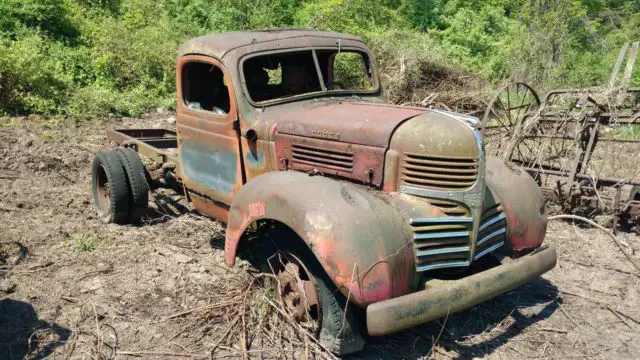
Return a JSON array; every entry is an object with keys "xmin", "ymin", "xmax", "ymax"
[
  {"xmin": 92, "ymin": 151, "xmax": 131, "ymax": 224},
  {"xmin": 117, "ymin": 148, "xmax": 150, "ymax": 222}
]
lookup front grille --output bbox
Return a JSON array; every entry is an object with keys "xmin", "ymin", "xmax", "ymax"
[
  {"xmin": 428, "ymin": 199, "xmax": 470, "ymax": 217},
  {"xmin": 474, "ymin": 204, "xmax": 507, "ymax": 260},
  {"xmin": 401, "ymin": 153, "xmax": 478, "ymax": 191},
  {"xmin": 410, "ymin": 217, "xmax": 472, "ymax": 272},
  {"xmin": 291, "ymin": 144, "xmax": 354, "ymax": 171}
]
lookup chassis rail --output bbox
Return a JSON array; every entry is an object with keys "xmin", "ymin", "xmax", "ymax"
[{"xmin": 107, "ymin": 128, "xmax": 179, "ymax": 167}]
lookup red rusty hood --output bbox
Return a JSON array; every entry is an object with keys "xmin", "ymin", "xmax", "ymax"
[{"xmin": 263, "ymin": 100, "xmax": 426, "ymax": 147}]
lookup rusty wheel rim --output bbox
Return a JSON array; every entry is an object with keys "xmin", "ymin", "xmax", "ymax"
[
  {"xmin": 270, "ymin": 253, "xmax": 320, "ymax": 332},
  {"xmin": 95, "ymin": 165, "xmax": 111, "ymax": 217}
]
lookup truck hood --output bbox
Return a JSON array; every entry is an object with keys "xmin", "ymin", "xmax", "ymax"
[{"xmin": 265, "ymin": 100, "xmax": 426, "ymax": 147}]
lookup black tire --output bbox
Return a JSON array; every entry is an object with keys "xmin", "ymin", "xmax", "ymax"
[
  {"xmin": 116, "ymin": 148, "xmax": 150, "ymax": 222},
  {"xmin": 631, "ymin": 185, "xmax": 640, "ymax": 201},
  {"xmin": 260, "ymin": 226, "xmax": 366, "ymax": 355},
  {"xmin": 91, "ymin": 151, "xmax": 131, "ymax": 224},
  {"xmin": 315, "ymin": 268, "xmax": 366, "ymax": 355}
]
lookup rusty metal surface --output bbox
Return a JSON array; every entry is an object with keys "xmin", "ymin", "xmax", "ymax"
[
  {"xmin": 270, "ymin": 253, "xmax": 320, "ymax": 326},
  {"xmin": 264, "ymin": 100, "xmax": 424, "ymax": 147},
  {"xmin": 274, "ymin": 133, "xmax": 387, "ymax": 186},
  {"xmin": 225, "ymin": 171, "xmax": 416, "ymax": 306},
  {"xmin": 179, "ymin": 30, "xmax": 363, "ymax": 60},
  {"xmin": 485, "ymin": 157, "xmax": 547, "ymax": 252},
  {"xmin": 106, "ymin": 31, "xmax": 555, "ymax": 333},
  {"xmin": 389, "ymin": 111, "xmax": 481, "ymax": 191},
  {"xmin": 366, "ymin": 245, "xmax": 557, "ymax": 336},
  {"xmin": 175, "ymin": 54, "xmax": 244, "ymax": 216},
  {"xmin": 106, "ymin": 129, "xmax": 178, "ymax": 165}
]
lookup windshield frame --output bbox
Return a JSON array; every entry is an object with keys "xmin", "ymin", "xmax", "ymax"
[{"xmin": 238, "ymin": 46, "xmax": 380, "ymax": 107}]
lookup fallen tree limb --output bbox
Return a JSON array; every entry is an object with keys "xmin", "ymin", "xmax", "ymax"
[{"xmin": 548, "ymin": 214, "xmax": 640, "ymax": 276}]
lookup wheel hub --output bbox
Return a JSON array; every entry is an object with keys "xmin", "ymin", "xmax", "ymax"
[
  {"xmin": 95, "ymin": 165, "xmax": 111, "ymax": 214},
  {"xmin": 272, "ymin": 254, "xmax": 319, "ymax": 325}
]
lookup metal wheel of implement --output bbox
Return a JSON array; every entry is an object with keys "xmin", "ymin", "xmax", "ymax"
[
  {"xmin": 482, "ymin": 82, "xmax": 541, "ymax": 157},
  {"xmin": 270, "ymin": 252, "xmax": 321, "ymax": 332}
]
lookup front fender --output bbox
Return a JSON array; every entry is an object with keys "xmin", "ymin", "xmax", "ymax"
[
  {"xmin": 485, "ymin": 157, "xmax": 547, "ymax": 253},
  {"xmin": 225, "ymin": 171, "xmax": 415, "ymax": 306}
]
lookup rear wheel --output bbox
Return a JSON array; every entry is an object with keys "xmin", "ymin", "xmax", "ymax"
[
  {"xmin": 116, "ymin": 148, "xmax": 150, "ymax": 222},
  {"xmin": 91, "ymin": 151, "xmax": 131, "ymax": 224},
  {"xmin": 262, "ymin": 226, "xmax": 365, "ymax": 355}
]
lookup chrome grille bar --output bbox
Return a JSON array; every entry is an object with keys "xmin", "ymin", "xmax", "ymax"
[
  {"xmin": 416, "ymin": 260, "xmax": 471, "ymax": 272},
  {"xmin": 410, "ymin": 217, "xmax": 473, "ymax": 225},
  {"xmin": 477, "ymin": 228, "xmax": 507, "ymax": 247},
  {"xmin": 413, "ymin": 231, "xmax": 470, "ymax": 240},
  {"xmin": 475, "ymin": 204, "xmax": 508, "ymax": 260},
  {"xmin": 474, "ymin": 241, "xmax": 505, "ymax": 260},
  {"xmin": 416, "ymin": 246, "xmax": 470, "ymax": 257},
  {"xmin": 410, "ymin": 217, "xmax": 472, "ymax": 272},
  {"xmin": 479, "ymin": 213, "xmax": 506, "ymax": 232}
]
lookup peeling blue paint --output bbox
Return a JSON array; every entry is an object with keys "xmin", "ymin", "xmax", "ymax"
[
  {"xmin": 181, "ymin": 141, "xmax": 237, "ymax": 195},
  {"xmin": 246, "ymin": 150, "xmax": 265, "ymax": 169}
]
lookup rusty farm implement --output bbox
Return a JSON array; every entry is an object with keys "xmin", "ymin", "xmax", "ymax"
[{"xmin": 482, "ymin": 42, "xmax": 640, "ymax": 227}]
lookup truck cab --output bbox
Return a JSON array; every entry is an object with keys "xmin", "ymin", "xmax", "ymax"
[{"xmin": 92, "ymin": 30, "xmax": 556, "ymax": 355}]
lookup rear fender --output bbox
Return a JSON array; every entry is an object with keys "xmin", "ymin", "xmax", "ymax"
[{"xmin": 225, "ymin": 171, "xmax": 415, "ymax": 306}]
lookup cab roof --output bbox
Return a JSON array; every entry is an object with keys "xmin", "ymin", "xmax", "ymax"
[{"xmin": 178, "ymin": 29, "xmax": 365, "ymax": 59}]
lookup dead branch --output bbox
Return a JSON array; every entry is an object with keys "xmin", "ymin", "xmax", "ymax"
[
  {"xmin": 560, "ymin": 289, "xmax": 640, "ymax": 326},
  {"xmin": 160, "ymin": 301, "xmax": 237, "ymax": 322},
  {"xmin": 548, "ymin": 214, "xmax": 640, "ymax": 275},
  {"xmin": 210, "ymin": 317, "xmax": 240, "ymax": 358},
  {"xmin": 118, "ymin": 350, "xmax": 210, "ymax": 358}
]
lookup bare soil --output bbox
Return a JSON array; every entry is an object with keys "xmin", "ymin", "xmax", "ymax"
[{"xmin": 1, "ymin": 114, "xmax": 639, "ymax": 359}]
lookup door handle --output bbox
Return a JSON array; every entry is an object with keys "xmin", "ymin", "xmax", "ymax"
[{"xmin": 244, "ymin": 128, "xmax": 258, "ymax": 142}]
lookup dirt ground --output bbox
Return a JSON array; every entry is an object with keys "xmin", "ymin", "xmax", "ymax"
[{"xmin": 1, "ymin": 113, "xmax": 639, "ymax": 359}]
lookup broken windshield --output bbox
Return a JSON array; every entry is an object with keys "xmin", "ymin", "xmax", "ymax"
[{"xmin": 242, "ymin": 49, "xmax": 377, "ymax": 103}]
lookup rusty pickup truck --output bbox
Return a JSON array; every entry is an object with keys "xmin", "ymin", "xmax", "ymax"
[{"xmin": 91, "ymin": 30, "xmax": 556, "ymax": 355}]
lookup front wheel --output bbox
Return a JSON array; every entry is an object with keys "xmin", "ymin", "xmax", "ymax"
[{"xmin": 262, "ymin": 227, "xmax": 365, "ymax": 355}]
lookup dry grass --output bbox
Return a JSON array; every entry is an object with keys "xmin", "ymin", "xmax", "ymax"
[
  {"xmin": 369, "ymin": 31, "xmax": 489, "ymax": 111},
  {"xmin": 0, "ymin": 113, "xmax": 639, "ymax": 360}
]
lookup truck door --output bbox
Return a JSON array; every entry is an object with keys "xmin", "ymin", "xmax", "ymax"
[{"xmin": 176, "ymin": 55, "xmax": 244, "ymax": 221}]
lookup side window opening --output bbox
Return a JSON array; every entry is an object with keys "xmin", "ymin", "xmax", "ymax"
[
  {"xmin": 329, "ymin": 51, "xmax": 373, "ymax": 91},
  {"xmin": 181, "ymin": 61, "xmax": 230, "ymax": 115}
]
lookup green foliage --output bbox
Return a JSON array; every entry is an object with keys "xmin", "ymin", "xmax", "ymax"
[
  {"xmin": 0, "ymin": 0, "xmax": 638, "ymax": 117},
  {"xmin": 294, "ymin": 0, "xmax": 405, "ymax": 37},
  {"xmin": 0, "ymin": 0, "xmax": 79, "ymax": 39},
  {"xmin": 332, "ymin": 52, "xmax": 373, "ymax": 90},
  {"xmin": 73, "ymin": 233, "xmax": 96, "ymax": 252}
]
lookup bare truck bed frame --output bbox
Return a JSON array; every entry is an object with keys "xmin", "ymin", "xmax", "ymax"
[{"xmin": 107, "ymin": 128, "xmax": 179, "ymax": 166}]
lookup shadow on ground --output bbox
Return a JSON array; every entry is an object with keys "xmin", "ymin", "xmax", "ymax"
[
  {"xmin": 0, "ymin": 299, "xmax": 70, "ymax": 360},
  {"xmin": 141, "ymin": 191, "xmax": 194, "ymax": 225},
  {"xmin": 351, "ymin": 277, "xmax": 559, "ymax": 359}
]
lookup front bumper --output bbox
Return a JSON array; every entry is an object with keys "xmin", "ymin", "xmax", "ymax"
[{"xmin": 366, "ymin": 245, "xmax": 557, "ymax": 336}]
